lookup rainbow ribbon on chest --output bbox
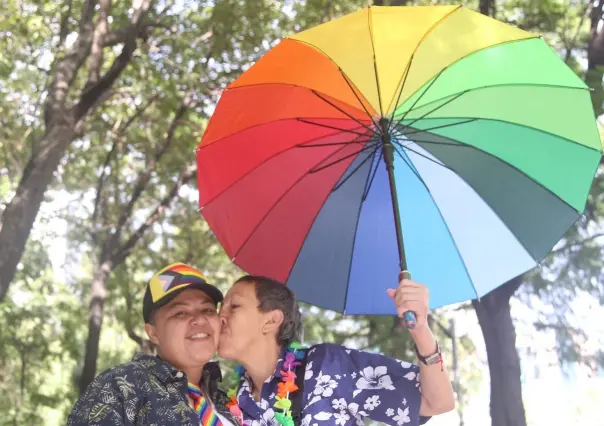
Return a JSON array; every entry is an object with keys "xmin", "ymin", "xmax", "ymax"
[{"xmin": 188, "ymin": 383, "xmax": 223, "ymax": 426}]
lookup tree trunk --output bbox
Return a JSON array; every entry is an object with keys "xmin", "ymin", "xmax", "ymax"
[
  {"xmin": 0, "ymin": 122, "xmax": 75, "ymax": 300},
  {"xmin": 372, "ymin": 0, "xmax": 409, "ymax": 6},
  {"xmin": 473, "ymin": 277, "xmax": 526, "ymax": 426},
  {"xmin": 79, "ymin": 258, "xmax": 113, "ymax": 394},
  {"xmin": 587, "ymin": 0, "xmax": 604, "ymax": 129},
  {"xmin": 0, "ymin": 0, "xmax": 152, "ymax": 302},
  {"xmin": 479, "ymin": 0, "xmax": 495, "ymax": 17}
]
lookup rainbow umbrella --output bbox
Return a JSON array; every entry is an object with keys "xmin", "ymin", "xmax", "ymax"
[{"xmin": 196, "ymin": 5, "xmax": 603, "ymax": 318}]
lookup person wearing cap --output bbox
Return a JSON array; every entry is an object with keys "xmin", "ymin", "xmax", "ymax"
[{"xmin": 67, "ymin": 262, "xmax": 236, "ymax": 426}]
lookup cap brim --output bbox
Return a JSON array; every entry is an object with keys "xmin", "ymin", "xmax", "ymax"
[{"xmin": 144, "ymin": 282, "xmax": 223, "ymax": 322}]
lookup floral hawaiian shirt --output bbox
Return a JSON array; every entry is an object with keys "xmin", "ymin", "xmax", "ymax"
[
  {"xmin": 236, "ymin": 343, "xmax": 430, "ymax": 426},
  {"xmin": 67, "ymin": 353, "xmax": 235, "ymax": 426}
]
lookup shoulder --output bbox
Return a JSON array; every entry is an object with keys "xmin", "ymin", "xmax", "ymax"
[
  {"xmin": 306, "ymin": 342, "xmax": 375, "ymax": 362},
  {"xmin": 306, "ymin": 343, "xmax": 419, "ymax": 373},
  {"xmin": 306, "ymin": 342, "xmax": 347, "ymax": 358},
  {"xmin": 304, "ymin": 343, "xmax": 358, "ymax": 372},
  {"xmin": 85, "ymin": 360, "xmax": 150, "ymax": 397},
  {"xmin": 68, "ymin": 361, "xmax": 146, "ymax": 424}
]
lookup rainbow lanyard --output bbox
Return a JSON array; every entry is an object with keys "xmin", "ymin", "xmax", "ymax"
[{"xmin": 187, "ymin": 383, "xmax": 222, "ymax": 426}]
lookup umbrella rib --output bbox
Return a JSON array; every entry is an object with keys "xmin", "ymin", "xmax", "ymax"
[
  {"xmin": 283, "ymin": 146, "xmax": 377, "ymax": 293},
  {"xmin": 297, "ymin": 118, "xmax": 372, "ymax": 137},
  {"xmin": 310, "ymin": 90, "xmax": 377, "ymax": 134},
  {"xmin": 395, "ymin": 133, "xmax": 582, "ymax": 266},
  {"xmin": 399, "ymin": 134, "xmax": 583, "ymax": 214},
  {"xmin": 400, "ymin": 118, "xmax": 478, "ymax": 137},
  {"xmin": 393, "ymin": 83, "xmax": 591, "ymax": 123},
  {"xmin": 231, "ymin": 144, "xmax": 356, "ymax": 260},
  {"xmin": 310, "ymin": 141, "xmax": 380, "ymax": 174},
  {"xmin": 387, "ymin": 55, "xmax": 414, "ymax": 134},
  {"xmin": 385, "ymin": 5, "xmax": 462, "ymax": 119},
  {"xmin": 395, "ymin": 145, "xmax": 480, "ymax": 300},
  {"xmin": 401, "ymin": 116, "xmax": 602, "ymax": 154},
  {"xmin": 393, "ymin": 138, "xmax": 454, "ymax": 172},
  {"xmin": 300, "ymin": 139, "xmax": 375, "ymax": 148},
  {"xmin": 390, "ymin": 141, "xmax": 433, "ymax": 187},
  {"xmin": 362, "ymin": 149, "xmax": 383, "ymax": 202},
  {"xmin": 390, "ymin": 68, "xmax": 446, "ymax": 130},
  {"xmin": 367, "ymin": 7, "xmax": 385, "ymax": 120},
  {"xmin": 387, "ymin": 36, "xmax": 543, "ymax": 125},
  {"xmin": 398, "ymin": 89, "xmax": 470, "ymax": 130},
  {"xmin": 337, "ymin": 67, "xmax": 381, "ymax": 130},
  {"xmin": 200, "ymin": 127, "xmax": 366, "ymax": 209},
  {"xmin": 340, "ymin": 149, "xmax": 378, "ymax": 315},
  {"xmin": 332, "ymin": 145, "xmax": 380, "ymax": 193}
]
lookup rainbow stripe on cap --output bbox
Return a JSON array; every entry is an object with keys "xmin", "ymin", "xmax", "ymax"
[{"xmin": 148, "ymin": 263, "xmax": 210, "ymax": 303}]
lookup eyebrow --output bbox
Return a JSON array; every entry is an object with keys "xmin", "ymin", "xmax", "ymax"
[{"xmin": 166, "ymin": 300, "xmax": 215, "ymax": 309}]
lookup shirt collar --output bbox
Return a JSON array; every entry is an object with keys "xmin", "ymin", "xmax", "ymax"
[
  {"xmin": 237, "ymin": 346, "xmax": 289, "ymax": 420},
  {"xmin": 132, "ymin": 353, "xmax": 222, "ymax": 387}
]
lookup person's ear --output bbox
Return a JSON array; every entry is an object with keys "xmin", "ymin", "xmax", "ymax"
[
  {"xmin": 262, "ymin": 310, "xmax": 284, "ymax": 335},
  {"xmin": 144, "ymin": 322, "xmax": 160, "ymax": 346}
]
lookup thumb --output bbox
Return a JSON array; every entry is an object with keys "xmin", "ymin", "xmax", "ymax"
[{"xmin": 386, "ymin": 288, "xmax": 396, "ymax": 298}]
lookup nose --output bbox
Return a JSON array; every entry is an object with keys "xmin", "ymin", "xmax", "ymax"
[
  {"xmin": 190, "ymin": 312, "xmax": 208, "ymax": 326},
  {"xmin": 220, "ymin": 315, "xmax": 227, "ymax": 327}
]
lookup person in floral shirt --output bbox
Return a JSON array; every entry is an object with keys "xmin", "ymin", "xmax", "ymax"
[{"xmin": 218, "ymin": 274, "xmax": 454, "ymax": 426}]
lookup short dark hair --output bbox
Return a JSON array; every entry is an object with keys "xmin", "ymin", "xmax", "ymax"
[{"xmin": 235, "ymin": 275, "xmax": 302, "ymax": 346}]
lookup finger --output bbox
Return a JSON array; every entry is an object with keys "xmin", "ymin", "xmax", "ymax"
[
  {"xmin": 387, "ymin": 288, "xmax": 396, "ymax": 299},
  {"xmin": 398, "ymin": 279, "xmax": 423, "ymax": 288},
  {"xmin": 395, "ymin": 296, "xmax": 423, "ymax": 311},
  {"xmin": 397, "ymin": 287, "xmax": 424, "ymax": 296},
  {"xmin": 395, "ymin": 290, "xmax": 425, "ymax": 302}
]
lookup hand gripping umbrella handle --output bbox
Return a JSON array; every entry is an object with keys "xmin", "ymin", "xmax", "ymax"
[{"xmin": 400, "ymin": 270, "xmax": 417, "ymax": 330}]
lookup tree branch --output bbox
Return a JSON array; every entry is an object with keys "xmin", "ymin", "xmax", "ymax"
[
  {"xmin": 45, "ymin": 0, "xmax": 98, "ymax": 122},
  {"xmin": 90, "ymin": 93, "xmax": 158, "ymax": 234},
  {"xmin": 564, "ymin": 3, "xmax": 591, "ymax": 63},
  {"xmin": 110, "ymin": 94, "xmax": 192, "ymax": 244},
  {"xmin": 73, "ymin": 0, "xmax": 154, "ymax": 122},
  {"xmin": 86, "ymin": 0, "xmax": 112, "ymax": 86},
  {"xmin": 58, "ymin": 0, "xmax": 74, "ymax": 48},
  {"xmin": 111, "ymin": 164, "xmax": 197, "ymax": 266},
  {"xmin": 550, "ymin": 232, "xmax": 604, "ymax": 256},
  {"xmin": 91, "ymin": 137, "xmax": 118, "ymax": 243},
  {"xmin": 103, "ymin": 21, "xmax": 173, "ymax": 47}
]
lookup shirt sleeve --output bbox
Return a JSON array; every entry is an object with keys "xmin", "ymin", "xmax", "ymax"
[
  {"xmin": 306, "ymin": 343, "xmax": 429, "ymax": 426},
  {"xmin": 66, "ymin": 370, "xmax": 134, "ymax": 426}
]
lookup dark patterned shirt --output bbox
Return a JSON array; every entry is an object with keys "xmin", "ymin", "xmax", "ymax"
[{"xmin": 67, "ymin": 353, "xmax": 235, "ymax": 426}]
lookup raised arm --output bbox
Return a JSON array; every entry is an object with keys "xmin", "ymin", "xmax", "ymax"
[{"xmin": 387, "ymin": 273, "xmax": 455, "ymax": 416}]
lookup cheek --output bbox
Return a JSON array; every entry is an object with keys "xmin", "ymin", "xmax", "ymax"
[{"xmin": 209, "ymin": 317, "xmax": 221, "ymax": 345}]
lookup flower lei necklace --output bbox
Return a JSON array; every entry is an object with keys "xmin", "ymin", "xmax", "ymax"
[{"xmin": 226, "ymin": 341, "xmax": 305, "ymax": 426}]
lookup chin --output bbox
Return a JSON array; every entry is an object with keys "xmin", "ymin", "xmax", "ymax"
[{"xmin": 217, "ymin": 343, "xmax": 237, "ymax": 361}]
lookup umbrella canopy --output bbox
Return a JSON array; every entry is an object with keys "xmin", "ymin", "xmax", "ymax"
[{"xmin": 197, "ymin": 5, "xmax": 603, "ymax": 315}]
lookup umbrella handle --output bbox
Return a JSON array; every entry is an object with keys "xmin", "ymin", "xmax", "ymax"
[{"xmin": 400, "ymin": 270, "xmax": 417, "ymax": 330}]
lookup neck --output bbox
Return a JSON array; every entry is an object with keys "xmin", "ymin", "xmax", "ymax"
[
  {"xmin": 185, "ymin": 366, "xmax": 204, "ymax": 387},
  {"xmin": 158, "ymin": 353, "xmax": 204, "ymax": 386},
  {"xmin": 241, "ymin": 340, "xmax": 281, "ymax": 399}
]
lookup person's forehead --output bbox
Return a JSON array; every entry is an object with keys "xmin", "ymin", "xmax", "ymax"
[
  {"xmin": 167, "ymin": 288, "xmax": 215, "ymax": 306},
  {"xmin": 226, "ymin": 282, "xmax": 254, "ymax": 298}
]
